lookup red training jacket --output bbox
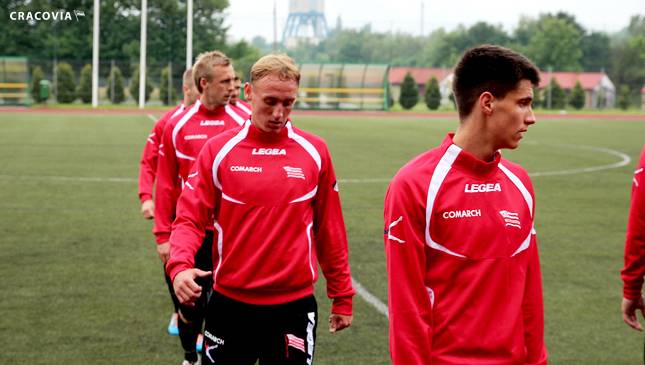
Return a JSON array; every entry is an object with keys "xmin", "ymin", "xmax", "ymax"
[
  {"xmin": 622, "ymin": 147, "xmax": 645, "ymax": 299},
  {"xmin": 166, "ymin": 120, "xmax": 355, "ymax": 315},
  {"xmin": 153, "ymin": 100, "xmax": 248, "ymax": 244},
  {"xmin": 384, "ymin": 134, "xmax": 547, "ymax": 365},
  {"xmin": 138, "ymin": 104, "xmax": 185, "ymax": 203}
]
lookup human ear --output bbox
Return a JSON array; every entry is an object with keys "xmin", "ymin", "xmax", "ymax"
[
  {"xmin": 479, "ymin": 92, "xmax": 494, "ymax": 116},
  {"xmin": 244, "ymin": 82, "xmax": 253, "ymax": 102}
]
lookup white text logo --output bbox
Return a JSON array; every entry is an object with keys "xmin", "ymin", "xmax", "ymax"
[
  {"xmin": 442, "ymin": 209, "xmax": 482, "ymax": 219},
  {"xmin": 200, "ymin": 120, "xmax": 225, "ymax": 126},
  {"xmin": 184, "ymin": 134, "xmax": 207, "ymax": 140},
  {"xmin": 10, "ymin": 10, "xmax": 85, "ymax": 22},
  {"xmin": 230, "ymin": 165, "xmax": 262, "ymax": 173},
  {"xmin": 252, "ymin": 148, "xmax": 286, "ymax": 156},
  {"xmin": 464, "ymin": 183, "xmax": 501, "ymax": 193}
]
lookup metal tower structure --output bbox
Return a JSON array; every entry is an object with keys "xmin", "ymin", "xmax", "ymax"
[{"xmin": 282, "ymin": 0, "xmax": 328, "ymax": 48}]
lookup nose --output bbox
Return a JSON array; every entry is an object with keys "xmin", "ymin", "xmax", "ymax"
[
  {"xmin": 526, "ymin": 106, "xmax": 536, "ymax": 125},
  {"xmin": 273, "ymin": 105, "xmax": 285, "ymax": 119}
]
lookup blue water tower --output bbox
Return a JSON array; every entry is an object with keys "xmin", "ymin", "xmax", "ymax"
[{"xmin": 282, "ymin": 0, "xmax": 328, "ymax": 48}]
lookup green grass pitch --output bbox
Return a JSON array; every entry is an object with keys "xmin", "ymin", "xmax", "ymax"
[{"xmin": 1, "ymin": 110, "xmax": 644, "ymax": 364}]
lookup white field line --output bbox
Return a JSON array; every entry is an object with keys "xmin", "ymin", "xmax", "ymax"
[
  {"xmin": 0, "ymin": 144, "xmax": 630, "ymax": 185},
  {"xmin": 527, "ymin": 144, "xmax": 631, "ymax": 177},
  {"xmin": 147, "ymin": 114, "xmax": 158, "ymax": 122},
  {"xmin": 352, "ymin": 277, "xmax": 389, "ymax": 318}
]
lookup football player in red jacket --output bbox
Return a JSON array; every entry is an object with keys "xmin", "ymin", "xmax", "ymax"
[
  {"xmin": 385, "ymin": 45, "xmax": 547, "ymax": 365},
  {"xmin": 138, "ymin": 68, "xmax": 198, "ymax": 338},
  {"xmin": 168, "ymin": 54, "xmax": 354, "ymax": 364},
  {"xmin": 155, "ymin": 51, "xmax": 240, "ymax": 365},
  {"xmin": 621, "ymin": 147, "xmax": 645, "ymax": 331}
]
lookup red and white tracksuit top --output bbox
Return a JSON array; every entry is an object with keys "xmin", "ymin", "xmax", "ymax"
[
  {"xmin": 384, "ymin": 134, "xmax": 547, "ymax": 365},
  {"xmin": 154, "ymin": 100, "xmax": 248, "ymax": 244},
  {"xmin": 166, "ymin": 120, "xmax": 355, "ymax": 315},
  {"xmin": 138, "ymin": 103, "xmax": 185, "ymax": 203},
  {"xmin": 232, "ymin": 99, "xmax": 252, "ymax": 115},
  {"xmin": 622, "ymin": 147, "xmax": 645, "ymax": 299}
]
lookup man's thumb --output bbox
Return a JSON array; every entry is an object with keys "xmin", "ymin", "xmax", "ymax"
[{"xmin": 194, "ymin": 269, "xmax": 212, "ymax": 278}]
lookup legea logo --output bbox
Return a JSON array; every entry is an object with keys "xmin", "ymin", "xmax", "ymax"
[{"xmin": 9, "ymin": 9, "xmax": 85, "ymax": 22}]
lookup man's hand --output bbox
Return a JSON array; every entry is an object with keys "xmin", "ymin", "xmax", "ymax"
[
  {"xmin": 156, "ymin": 242, "xmax": 170, "ymax": 264},
  {"xmin": 329, "ymin": 313, "xmax": 353, "ymax": 333},
  {"xmin": 173, "ymin": 269, "xmax": 212, "ymax": 306},
  {"xmin": 141, "ymin": 199, "xmax": 154, "ymax": 219},
  {"xmin": 622, "ymin": 296, "xmax": 645, "ymax": 331}
]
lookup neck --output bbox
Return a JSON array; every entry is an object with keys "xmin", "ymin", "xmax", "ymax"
[
  {"xmin": 453, "ymin": 117, "xmax": 496, "ymax": 162},
  {"xmin": 200, "ymin": 96, "xmax": 224, "ymax": 110}
]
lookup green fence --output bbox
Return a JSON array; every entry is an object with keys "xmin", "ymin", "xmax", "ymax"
[
  {"xmin": 297, "ymin": 63, "xmax": 390, "ymax": 110},
  {"xmin": 0, "ymin": 57, "xmax": 29, "ymax": 105}
]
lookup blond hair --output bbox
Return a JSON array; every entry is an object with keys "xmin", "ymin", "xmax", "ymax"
[
  {"xmin": 250, "ymin": 54, "xmax": 300, "ymax": 84},
  {"xmin": 182, "ymin": 68, "xmax": 193, "ymax": 87},
  {"xmin": 192, "ymin": 51, "xmax": 230, "ymax": 93}
]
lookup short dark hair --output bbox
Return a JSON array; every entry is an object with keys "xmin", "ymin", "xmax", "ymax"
[{"xmin": 452, "ymin": 44, "xmax": 540, "ymax": 119}]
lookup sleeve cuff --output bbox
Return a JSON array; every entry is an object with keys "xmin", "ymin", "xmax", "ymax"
[
  {"xmin": 331, "ymin": 296, "xmax": 353, "ymax": 316},
  {"xmin": 167, "ymin": 263, "xmax": 192, "ymax": 282},
  {"xmin": 139, "ymin": 193, "xmax": 152, "ymax": 203},
  {"xmin": 155, "ymin": 233, "xmax": 170, "ymax": 244},
  {"xmin": 623, "ymin": 287, "xmax": 643, "ymax": 300}
]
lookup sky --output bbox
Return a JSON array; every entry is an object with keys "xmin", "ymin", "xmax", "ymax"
[{"xmin": 225, "ymin": 0, "xmax": 644, "ymax": 42}]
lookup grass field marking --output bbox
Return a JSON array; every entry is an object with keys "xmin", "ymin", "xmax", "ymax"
[
  {"xmin": 147, "ymin": 114, "xmax": 158, "ymax": 122},
  {"xmin": 527, "ymin": 142, "xmax": 632, "ymax": 177},
  {"xmin": 352, "ymin": 277, "xmax": 389, "ymax": 318},
  {"xmin": 0, "ymin": 174, "xmax": 137, "ymax": 183},
  {"xmin": 0, "ymin": 142, "xmax": 630, "ymax": 185}
]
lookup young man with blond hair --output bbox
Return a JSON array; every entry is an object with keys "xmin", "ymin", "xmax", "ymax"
[
  {"xmin": 384, "ymin": 45, "xmax": 547, "ymax": 364},
  {"xmin": 155, "ymin": 50, "xmax": 242, "ymax": 365},
  {"xmin": 167, "ymin": 54, "xmax": 355, "ymax": 364}
]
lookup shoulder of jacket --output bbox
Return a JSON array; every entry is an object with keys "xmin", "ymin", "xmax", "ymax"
[{"xmin": 390, "ymin": 147, "xmax": 444, "ymax": 193}]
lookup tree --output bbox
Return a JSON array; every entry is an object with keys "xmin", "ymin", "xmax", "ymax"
[
  {"xmin": 159, "ymin": 66, "xmax": 176, "ymax": 105},
  {"xmin": 581, "ymin": 32, "xmax": 611, "ymax": 71},
  {"xmin": 30, "ymin": 66, "xmax": 45, "ymax": 103},
  {"xmin": 525, "ymin": 16, "xmax": 583, "ymax": 71},
  {"xmin": 547, "ymin": 78, "xmax": 566, "ymax": 109},
  {"xmin": 56, "ymin": 62, "xmax": 76, "ymax": 103},
  {"xmin": 618, "ymin": 85, "xmax": 631, "ymax": 110},
  {"xmin": 399, "ymin": 73, "xmax": 419, "ymax": 110},
  {"xmin": 610, "ymin": 17, "xmax": 645, "ymax": 108},
  {"xmin": 569, "ymin": 81, "xmax": 585, "ymax": 109},
  {"xmin": 226, "ymin": 40, "xmax": 262, "ymax": 81},
  {"xmin": 106, "ymin": 66, "xmax": 125, "ymax": 104},
  {"xmin": 532, "ymin": 87, "xmax": 542, "ymax": 109},
  {"xmin": 77, "ymin": 64, "xmax": 92, "ymax": 104},
  {"xmin": 424, "ymin": 77, "xmax": 441, "ymax": 110},
  {"xmin": 129, "ymin": 68, "xmax": 153, "ymax": 103}
]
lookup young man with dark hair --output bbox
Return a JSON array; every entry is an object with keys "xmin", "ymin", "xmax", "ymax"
[
  {"xmin": 155, "ymin": 50, "xmax": 242, "ymax": 365},
  {"xmin": 384, "ymin": 44, "xmax": 547, "ymax": 364},
  {"xmin": 138, "ymin": 68, "xmax": 198, "ymax": 336},
  {"xmin": 167, "ymin": 54, "xmax": 354, "ymax": 364},
  {"xmin": 621, "ymin": 147, "xmax": 645, "ymax": 331}
]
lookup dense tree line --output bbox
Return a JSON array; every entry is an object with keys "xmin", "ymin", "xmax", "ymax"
[
  {"xmin": 277, "ymin": 13, "xmax": 644, "ymax": 107},
  {"xmin": 2, "ymin": 2, "xmax": 642, "ymax": 107},
  {"xmin": 1, "ymin": 0, "xmax": 260, "ymax": 103}
]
